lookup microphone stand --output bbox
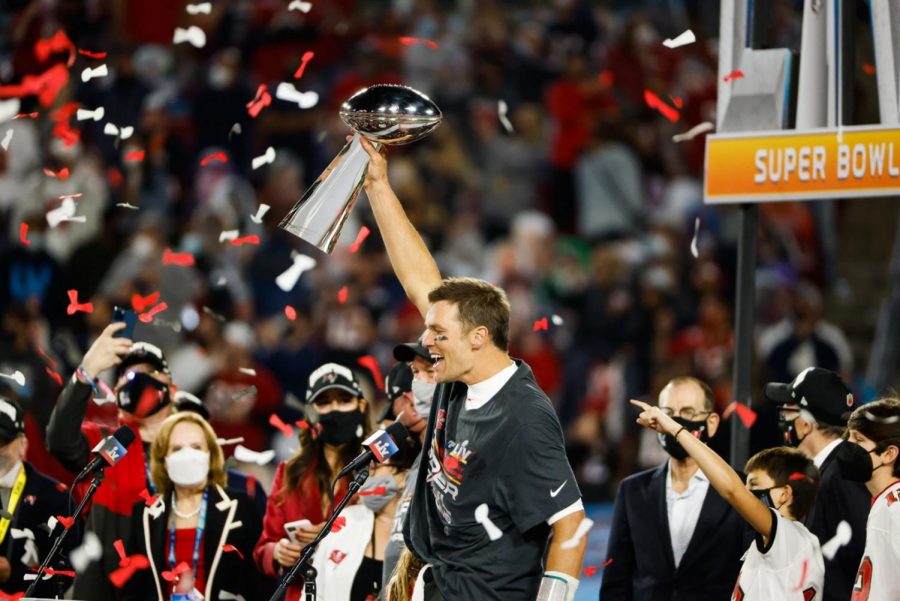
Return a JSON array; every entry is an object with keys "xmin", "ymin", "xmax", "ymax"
[
  {"xmin": 25, "ymin": 470, "xmax": 105, "ymax": 597},
  {"xmin": 268, "ymin": 467, "xmax": 370, "ymax": 601}
]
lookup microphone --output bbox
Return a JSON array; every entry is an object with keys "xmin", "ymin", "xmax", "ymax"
[
  {"xmin": 75, "ymin": 425, "xmax": 135, "ymax": 482},
  {"xmin": 336, "ymin": 421, "xmax": 409, "ymax": 479}
]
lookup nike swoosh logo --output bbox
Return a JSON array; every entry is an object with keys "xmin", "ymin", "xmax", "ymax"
[{"xmin": 550, "ymin": 481, "xmax": 568, "ymax": 498}]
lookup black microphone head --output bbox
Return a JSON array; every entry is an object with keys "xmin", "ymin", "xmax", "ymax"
[
  {"xmin": 112, "ymin": 425, "xmax": 136, "ymax": 448},
  {"xmin": 385, "ymin": 420, "xmax": 410, "ymax": 445}
]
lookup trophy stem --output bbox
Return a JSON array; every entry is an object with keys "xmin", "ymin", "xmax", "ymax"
[{"xmin": 278, "ymin": 134, "xmax": 380, "ymax": 254}]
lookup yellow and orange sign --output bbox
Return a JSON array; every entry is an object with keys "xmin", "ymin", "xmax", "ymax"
[{"xmin": 704, "ymin": 124, "xmax": 900, "ymax": 203}]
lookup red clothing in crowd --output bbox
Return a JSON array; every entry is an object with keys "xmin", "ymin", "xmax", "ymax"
[{"xmin": 168, "ymin": 527, "xmax": 207, "ymax": 594}]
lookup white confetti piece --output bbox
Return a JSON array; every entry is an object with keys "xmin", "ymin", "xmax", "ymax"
[
  {"xmin": 238, "ymin": 367, "xmax": 257, "ymax": 376},
  {"xmin": 47, "ymin": 516, "xmax": 57, "ymax": 531},
  {"xmin": 663, "ymin": 29, "xmax": 696, "ymax": 49},
  {"xmin": 252, "ymin": 146, "xmax": 276, "ymax": 170},
  {"xmin": 219, "ymin": 591, "xmax": 246, "ymax": 601},
  {"xmin": 690, "ymin": 217, "xmax": 700, "ymax": 258},
  {"xmin": 276, "ymin": 253, "xmax": 317, "ymax": 291},
  {"xmin": 173, "ymin": 26, "xmax": 206, "ymax": 48},
  {"xmin": 821, "ymin": 521, "xmax": 851, "ymax": 560},
  {"xmin": 103, "ymin": 122, "xmax": 134, "ymax": 140},
  {"xmin": 216, "ymin": 436, "xmax": 245, "ymax": 446},
  {"xmin": 551, "ymin": 315, "xmax": 563, "ymax": 326},
  {"xmin": 474, "ymin": 503, "xmax": 503, "ymax": 541},
  {"xmin": 0, "ymin": 370, "xmax": 25, "ymax": 387},
  {"xmin": 185, "ymin": 2, "xmax": 212, "ymax": 14},
  {"xmin": 233, "ymin": 444, "xmax": 276, "ymax": 465},
  {"xmin": 81, "ymin": 64, "xmax": 108, "ymax": 83},
  {"xmin": 116, "ymin": 202, "xmax": 139, "ymax": 210},
  {"xmin": 229, "ymin": 123, "xmax": 242, "ymax": 138},
  {"xmin": 1, "ymin": 129, "xmax": 14, "ymax": 151},
  {"xmin": 0, "ymin": 99, "xmax": 20, "ymax": 123},
  {"xmin": 560, "ymin": 517, "xmax": 593, "ymax": 550},
  {"xmin": 672, "ymin": 121, "xmax": 714, "ymax": 143},
  {"xmin": 219, "ymin": 229, "xmax": 240, "ymax": 243},
  {"xmin": 497, "ymin": 100, "xmax": 514, "ymax": 134},
  {"xmin": 76, "ymin": 106, "xmax": 105, "ymax": 122},
  {"xmin": 275, "ymin": 82, "xmax": 319, "ymax": 109},
  {"xmin": 70, "ymin": 532, "xmax": 102, "ymax": 572},
  {"xmin": 46, "ymin": 197, "xmax": 78, "ymax": 228},
  {"xmin": 216, "ymin": 276, "xmax": 228, "ymax": 287},
  {"xmin": 288, "ymin": 0, "xmax": 312, "ymax": 12},
  {"xmin": 250, "ymin": 203, "xmax": 270, "ymax": 224}
]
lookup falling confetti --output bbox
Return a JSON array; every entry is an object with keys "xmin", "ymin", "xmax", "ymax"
[
  {"xmin": 269, "ymin": 413, "xmax": 294, "ymax": 437},
  {"xmin": 551, "ymin": 314, "xmax": 563, "ymax": 326},
  {"xmin": 497, "ymin": 100, "xmax": 514, "ymax": 134},
  {"xmin": 560, "ymin": 517, "xmax": 593, "ymax": 550},
  {"xmin": 474, "ymin": 504, "xmax": 503, "ymax": 541},
  {"xmin": 70, "ymin": 532, "xmax": 102, "ymax": 572},
  {"xmin": 229, "ymin": 123, "xmax": 242, "ymax": 138},
  {"xmin": 293, "ymin": 51, "xmax": 315, "ymax": 79},
  {"xmin": 0, "ymin": 371, "xmax": 25, "ymax": 387},
  {"xmin": 54, "ymin": 515, "xmax": 75, "ymax": 530},
  {"xmin": 672, "ymin": 121, "xmax": 714, "ymax": 143},
  {"xmin": 662, "ymin": 29, "xmax": 696, "ymax": 48},
  {"xmin": 252, "ymin": 146, "xmax": 276, "ymax": 170},
  {"xmin": 358, "ymin": 486, "xmax": 388, "ymax": 497},
  {"xmin": 357, "ymin": 355, "xmax": 384, "ymax": 391},
  {"xmin": 19, "ymin": 223, "xmax": 30, "ymax": 246},
  {"xmin": 643, "ymin": 90, "xmax": 680, "ymax": 122},
  {"xmin": 348, "ymin": 226, "xmax": 370, "ymax": 253},
  {"xmin": 219, "ymin": 229, "xmax": 239, "ymax": 243},
  {"xmin": 34, "ymin": 30, "xmax": 76, "ymax": 65},
  {"xmin": 161, "ymin": 561, "xmax": 191, "ymax": 583},
  {"xmin": 116, "ymin": 203, "xmax": 139, "ymax": 210},
  {"xmin": 76, "ymin": 106, "xmax": 105, "ymax": 122},
  {"xmin": 172, "ymin": 26, "xmax": 206, "ymax": 48},
  {"xmin": 284, "ymin": 305, "xmax": 297, "ymax": 320},
  {"xmin": 669, "ymin": 96, "xmax": 683, "ymax": 109},
  {"xmin": 276, "ymin": 254, "xmax": 317, "ymax": 291},
  {"xmin": 233, "ymin": 445, "xmax": 276, "ymax": 465},
  {"xmin": 216, "ymin": 436, "xmax": 245, "ymax": 446},
  {"xmin": 0, "ymin": 99, "xmax": 20, "ymax": 122},
  {"xmin": 77, "ymin": 49, "xmax": 107, "ymax": 59},
  {"xmin": 103, "ymin": 122, "xmax": 134, "ymax": 139},
  {"xmin": 533, "ymin": 317, "xmax": 549, "ymax": 332},
  {"xmin": 723, "ymin": 401, "xmax": 757, "ymax": 428},
  {"xmin": 200, "ymin": 152, "xmax": 228, "ymax": 167},
  {"xmin": 138, "ymin": 302, "xmax": 168, "ymax": 323},
  {"xmin": 399, "ymin": 37, "xmax": 438, "ymax": 49},
  {"xmin": 163, "ymin": 249, "xmax": 195, "ymax": 267},
  {"xmin": 185, "ymin": 2, "xmax": 212, "ymax": 14},
  {"xmin": 337, "ymin": 286, "xmax": 348, "ymax": 304},
  {"xmin": 862, "ymin": 63, "xmax": 876, "ymax": 76},
  {"xmin": 43, "ymin": 167, "xmax": 70, "ymax": 180},
  {"xmin": 821, "ymin": 521, "xmax": 852, "ymax": 560},
  {"xmin": 45, "ymin": 367, "xmax": 63, "ymax": 386},
  {"xmin": 238, "ymin": 367, "xmax": 257, "ymax": 376},
  {"xmin": 124, "ymin": 150, "xmax": 145, "ymax": 162},
  {"xmin": 246, "ymin": 84, "xmax": 272, "ymax": 118},
  {"xmin": 1, "ymin": 129, "xmax": 13, "ymax": 150},
  {"xmin": 792, "ymin": 559, "xmax": 809, "ymax": 591},
  {"xmin": 81, "ymin": 64, "xmax": 108, "ymax": 83},
  {"xmin": 230, "ymin": 235, "xmax": 260, "ymax": 246},
  {"xmin": 690, "ymin": 217, "xmax": 700, "ymax": 258},
  {"xmin": 131, "ymin": 289, "xmax": 161, "ymax": 310},
  {"xmin": 222, "ymin": 544, "xmax": 244, "ymax": 560},
  {"xmin": 287, "ymin": 0, "xmax": 312, "ymax": 11},
  {"xmin": 138, "ymin": 489, "xmax": 158, "ymax": 507},
  {"xmin": 330, "ymin": 516, "xmax": 347, "ymax": 533},
  {"xmin": 275, "ymin": 82, "xmax": 319, "ymax": 109},
  {"xmin": 66, "ymin": 290, "xmax": 94, "ymax": 315},
  {"xmin": 250, "ymin": 203, "xmax": 270, "ymax": 224},
  {"xmin": 723, "ymin": 70, "xmax": 745, "ymax": 82}
]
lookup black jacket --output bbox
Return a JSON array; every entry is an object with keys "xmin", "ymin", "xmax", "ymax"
[
  {"xmin": 600, "ymin": 463, "xmax": 750, "ymax": 601},
  {"xmin": 0, "ymin": 461, "xmax": 78, "ymax": 597},
  {"xmin": 804, "ymin": 441, "xmax": 870, "ymax": 601},
  {"xmin": 122, "ymin": 484, "xmax": 264, "ymax": 601}
]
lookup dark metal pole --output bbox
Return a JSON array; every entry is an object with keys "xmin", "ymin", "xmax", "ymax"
[{"xmin": 730, "ymin": 203, "xmax": 757, "ymax": 469}]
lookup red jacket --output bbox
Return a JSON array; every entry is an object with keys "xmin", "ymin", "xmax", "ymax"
[{"xmin": 254, "ymin": 460, "xmax": 349, "ymax": 601}]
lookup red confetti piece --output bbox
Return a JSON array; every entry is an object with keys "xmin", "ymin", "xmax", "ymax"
[
  {"xmin": 108, "ymin": 554, "xmax": 150, "ymax": 588},
  {"xmin": 643, "ymin": 89, "xmax": 680, "ymax": 122},
  {"xmin": 602, "ymin": 558, "xmax": 614, "ymax": 567},
  {"xmin": 222, "ymin": 544, "xmax": 244, "ymax": 559},
  {"xmin": 330, "ymin": 516, "xmax": 347, "ymax": 533},
  {"xmin": 37, "ymin": 346, "xmax": 57, "ymax": 369},
  {"xmin": 293, "ymin": 51, "xmax": 315, "ymax": 79},
  {"xmin": 113, "ymin": 539, "xmax": 127, "ymax": 564},
  {"xmin": 398, "ymin": 37, "xmax": 438, "ymax": 49},
  {"xmin": 0, "ymin": 590, "xmax": 25, "ymax": 600},
  {"xmin": 229, "ymin": 235, "xmax": 260, "ymax": 246},
  {"xmin": 131, "ymin": 291, "xmax": 160, "ymax": 313},
  {"xmin": 161, "ymin": 561, "xmax": 190, "ymax": 582},
  {"xmin": 43, "ymin": 167, "xmax": 70, "ymax": 179},
  {"xmin": 19, "ymin": 223, "xmax": 30, "ymax": 246},
  {"xmin": 862, "ymin": 63, "xmax": 876, "ymax": 76},
  {"xmin": 348, "ymin": 226, "xmax": 370, "ymax": 253},
  {"xmin": 793, "ymin": 559, "xmax": 808, "ymax": 591},
  {"xmin": 0, "ymin": 64, "xmax": 69, "ymax": 107},
  {"xmin": 598, "ymin": 70, "xmax": 614, "ymax": 87},
  {"xmin": 357, "ymin": 355, "xmax": 384, "ymax": 391},
  {"xmin": 337, "ymin": 286, "xmax": 348, "ymax": 303},
  {"xmin": 45, "ymin": 367, "xmax": 63, "ymax": 386},
  {"xmin": 138, "ymin": 488, "xmax": 158, "ymax": 506},
  {"xmin": 723, "ymin": 401, "xmax": 758, "ymax": 428},
  {"xmin": 67, "ymin": 289, "xmax": 94, "ymax": 315},
  {"xmin": 42, "ymin": 568, "xmax": 76, "ymax": 578},
  {"xmin": 294, "ymin": 420, "xmax": 318, "ymax": 439},
  {"xmin": 723, "ymin": 69, "xmax": 744, "ymax": 82},
  {"xmin": 200, "ymin": 152, "xmax": 228, "ymax": 167},
  {"xmin": 532, "ymin": 317, "xmax": 548, "ymax": 332},
  {"xmin": 77, "ymin": 49, "xmax": 107, "ymax": 59},
  {"xmin": 55, "ymin": 515, "xmax": 75, "ymax": 529},
  {"xmin": 138, "ymin": 302, "xmax": 168, "ymax": 323},
  {"xmin": 13, "ymin": 112, "xmax": 40, "ymax": 119},
  {"xmin": 162, "ymin": 248, "xmax": 195, "ymax": 266},
  {"xmin": 124, "ymin": 150, "xmax": 145, "ymax": 162},
  {"xmin": 670, "ymin": 96, "xmax": 683, "ymax": 109},
  {"xmin": 246, "ymin": 84, "xmax": 272, "ymax": 118},
  {"xmin": 55, "ymin": 482, "xmax": 67, "ymax": 492},
  {"xmin": 789, "ymin": 472, "xmax": 806, "ymax": 481},
  {"xmin": 34, "ymin": 30, "xmax": 76, "ymax": 65},
  {"xmin": 269, "ymin": 414, "xmax": 294, "ymax": 437},
  {"xmin": 284, "ymin": 305, "xmax": 297, "ymax": 320},
  {"xmin": 357, "ymin": 486, "xmax": 387, "ymax": 497},
  {"xmin": 583, "ymin": 566, "xmax": 600, "ymax": 577}
]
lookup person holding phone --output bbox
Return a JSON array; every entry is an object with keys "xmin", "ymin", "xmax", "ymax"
[
  {"xmin": 253, "ymin": 363, "xmax": 374, "ymax": 601},
  {"xmin": 47, "ymin": 322, "xmax": 177, "ymax": 600}
]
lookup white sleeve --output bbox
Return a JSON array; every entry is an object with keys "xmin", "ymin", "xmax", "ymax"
[{"xmin": 757, "ymin": 509, "xmax": 791, "ymax": 565}]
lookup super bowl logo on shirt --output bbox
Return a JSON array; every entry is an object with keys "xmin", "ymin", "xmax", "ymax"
[{"xmin": 426, "ymin": 438, "xmax": 475, "ymax": 524}]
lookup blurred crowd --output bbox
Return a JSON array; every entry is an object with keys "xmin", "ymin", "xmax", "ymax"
[{"xmin": 0, "ymin": 0, "xmax": 867, "ymax": 502}]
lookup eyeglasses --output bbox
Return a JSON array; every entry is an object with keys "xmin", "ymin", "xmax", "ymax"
[{"xmin": 659, "ymin": 407, "xmax": 712, "ymax": 420}]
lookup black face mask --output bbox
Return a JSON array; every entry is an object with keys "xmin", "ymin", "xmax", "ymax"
[
  {"xmin": 777, "ymin": 414, "xmax": 809, "ymax": 447},
  {"xmin": 117, "ymin": 372, "xmax": 170, "ymax": 418},
  {"xmin": 317, "ymin": 410, "xmax": 365, "ymax": 446},
  {"xmin": 750, "ymin": 486, "xmax": 786, "ymax": 510},
  {"xmin": 836, "ymin": 441, "xmax": 879, "ymax": 483},
  {"xmin": 658, "ymin": 416, "xmax": 710, "ymax": 461}
]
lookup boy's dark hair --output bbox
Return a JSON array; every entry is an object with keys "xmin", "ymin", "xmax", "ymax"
[
  {"xmin": 745, "ymin": 446, "xmax": 820, "ymax": 521},
  {"xmin": 847, "ymin": 398, "xmax": 900, "ymax": 477}
]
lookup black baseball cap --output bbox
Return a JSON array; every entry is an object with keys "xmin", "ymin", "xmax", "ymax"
[
  {"xmin": 393, "ymin": 341, "xmax": 431, "ymax": 363},
  {"xmin": 305, "ymin": 363, "xmax": 364, "ymax": 404},
  {"xmin": 0, "ymin": 396, "xmax": 25, "ymax": 445},
  {"xmin": 173, "ymin": 390, "xmax": 210, "ymax": 420},
  {"xmin": 765, "ymin": 367, "xmax": 855, "ymax": 426},
  {"xmin": 116, "ymin": 342, "xmax": 170, "ymax": 379},
  {"xmin": 379, "ymin": 363, "xmax": 414, "ymax": 421}
]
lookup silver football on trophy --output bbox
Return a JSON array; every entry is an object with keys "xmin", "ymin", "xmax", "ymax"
[{"xmin": 279, "ymin": 85, "xmax": 442, "ymax": 253}]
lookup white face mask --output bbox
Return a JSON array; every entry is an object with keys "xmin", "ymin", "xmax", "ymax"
[
  {"xmin": 165, "ymin": 447, "xmax": 210, "ymax": 487},
  {"xmin": 411, "ymin": 380, "xmax": 436, "ymax": 419}
]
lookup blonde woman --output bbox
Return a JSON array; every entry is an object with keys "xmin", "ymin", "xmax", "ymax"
[{"xmin": 122, "ymin": 412, "xmax": 263, "ymax": 601}]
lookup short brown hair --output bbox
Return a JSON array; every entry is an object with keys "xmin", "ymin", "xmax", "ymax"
[
  {"xmin": 427, "ymin": 277, "xmax": 510, "ymax": 351},
  {"xmin": 149, "ymin": 412, "xmax": 226, "ymax": 499},
  {"xmin": 664, "ymin": 376, "xmax": 715, "ymax": 411},
  {"xmin": 745, "ymin": 446, "xmax": 820, "ymax": 520},
  {"xmin": 847, "ymin": 397, "xmax": 900, "ymax": 478}
]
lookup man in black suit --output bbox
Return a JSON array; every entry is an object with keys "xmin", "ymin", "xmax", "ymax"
[
  {"xmin": 0, "ymin": 395, "xmax": 75, "ymax": 598},
  {"xmin": 601, "ymin": 377, "xmax": 748, "ymax": 601},
  {"xmin": 765, "ymin": 367, "xmax": 870, "ymax": 601}
]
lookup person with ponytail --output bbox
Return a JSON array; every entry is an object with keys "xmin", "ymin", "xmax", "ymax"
[{"xmin": 253, "ymin": 363, "xmax": 373, "ymax": 601}]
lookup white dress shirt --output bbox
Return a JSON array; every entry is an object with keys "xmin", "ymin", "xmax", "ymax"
[
  {"xmin": 812, "ymin": 438, "xmax": 842, "ymax": 469},
  {"xmin": 666, "ymin": 462, "xmax": 710, "ymax": 568}
]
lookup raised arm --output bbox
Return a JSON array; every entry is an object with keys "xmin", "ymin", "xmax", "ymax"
[
  {"xmin": 630, "ymin": 399, "xmax": 775, "ymax": 542},
  {"xmin": 360, "ymin": 137, "xmax": 443, "ymax": 317}
]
